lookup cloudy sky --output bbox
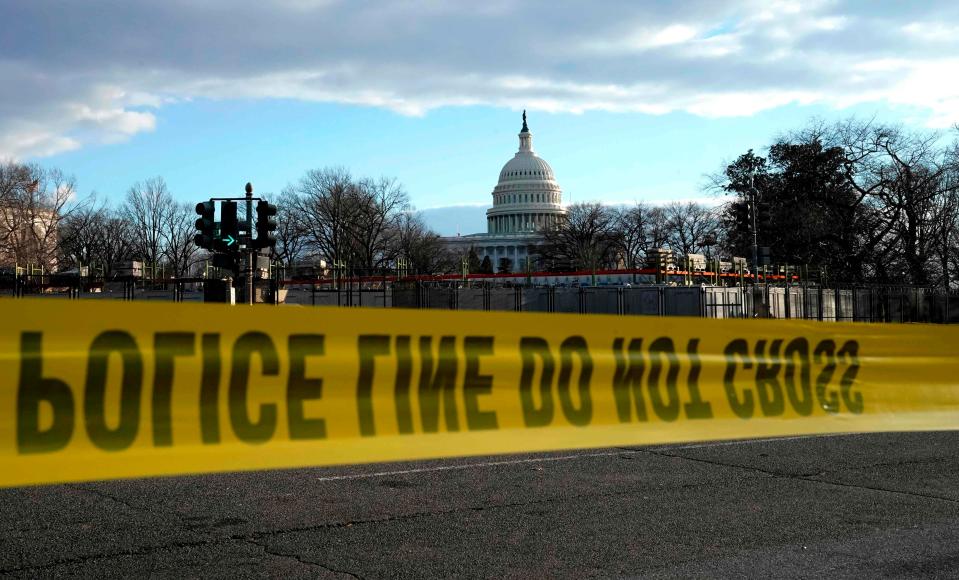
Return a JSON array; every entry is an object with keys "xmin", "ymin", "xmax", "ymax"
[{"xmin": 3, "ymin": 0, "xmax": 958, "ymax": 232}]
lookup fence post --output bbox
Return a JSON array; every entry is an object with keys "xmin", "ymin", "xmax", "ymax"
[
  {"xmin": 835, "ymin": 285, "xmax": 842, "ymax": 322},
  {"xmin": 818, "ymin": 286, "xmax": 823, "ymax": 321},
  {"xmin": 851, "ymin": 285, "xmax": 859, "ymax": 322},
  {"xmin": 801, "ymin": 283, "xmax": 808, "ymax": 320},
  {"xmin": 912, "ymin": 288, "xmax": 919, "ymax": 322},
  {"xmin": 764, "ymin": 283, "xmax": 770, "ymax": 318},
  {"xmin": 738, "ymin": 284, "xmax": 747, "ymax": 318}
]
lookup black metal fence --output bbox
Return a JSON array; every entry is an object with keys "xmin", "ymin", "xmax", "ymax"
[
  {"xmin": 311, "ymin": 283, "xmax": 958, "ymax": 323},
  {"xmin": 3, "ymin": 272, "xmax": 957, "ymax": 323},
  {"xmin": 0, "ymin": 272, "xmax": 283, "ymax": 303},
  {"xmin": 740, "ymin": 285, "xmax": 958, "ymax": 323}
]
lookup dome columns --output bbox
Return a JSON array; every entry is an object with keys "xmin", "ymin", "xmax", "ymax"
[{"xmin": 487, "ymin": 211, "xmax": 562, "ymax": 234}]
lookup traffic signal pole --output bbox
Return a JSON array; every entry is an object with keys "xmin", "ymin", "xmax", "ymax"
[
  {"xmin": 245, "ymin": 182, "xmax": 254, "ymax": 305},
  {"xmin": 195, "ymin": 183, "xmax": 277, "ymax": 305},
  {"xmin": 749, "ymin": 174, "xmax": 761, "ymax": 318}
]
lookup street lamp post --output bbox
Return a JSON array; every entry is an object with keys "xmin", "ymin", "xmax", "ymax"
[
  {"xmin": 701, "ymin": 232, "xmax": 717, "ymax": 285},
  {"xmin": 749, "ymin": 174, "xmax": 761, "ymax": 317},
  {"xmin": 244, "ymin": 183, "xmax": 254, "ymax": 305}
]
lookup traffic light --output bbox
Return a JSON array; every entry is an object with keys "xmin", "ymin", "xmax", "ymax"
[
  {"xmin": 254, "ymin": 200, "xmax": 277, "ymax": 249},
  {"xmin": 194, "ymin": 201, "xmax": 215, "ymax": 249},
  {"xmin": 216, "ymin": 201, "xmax": 240, "ymax": 253}
]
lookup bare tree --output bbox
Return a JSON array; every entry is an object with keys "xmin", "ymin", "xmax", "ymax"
[
  {"xmin": 824, "ymin": 120, "xmax": 959, "ymax": 284},
  {"xmin": 352, "ymin": 176, "xmax": 409, "ymax": 271},
  {"xmin": 124, "ymin": 177, "xmax": 171, "ymax": 270},
  {"xmin": 60, "ymin": 204, "xmax": 136, "ymax": 276},
  {"xmin": 930, "ymin": 172, "xmax": 959, "ymax": 289},
  {"xmin": 59, "ymin": 200, "xmax": 106, "ymax": 271},
  {"xmin": 289, "ymin": 167, "xmax": 360, "ymax": 266},
  {"xmin": 0, "ymin": 162, "xmax": 87, "ymax": 270},
  {"xmin": 286, "ymin": 167, "xmax": 412, "ymax": 273},
  {"xmin": 663, "ymin": 201, "xmax": 720, "ymax": 256},
  {"xmin": 0, "ymin": 163, "xmax": 31, "ymax": 260},
  {"xmin": 97, "ymin": 212, "xmax": 136, "ymax": 278},
  {"xmin": 162, "ymin": 201, "xmax": 201, "ymax": 278},
  {"xmin": 274, "ymin": 187, "xmax": 310, "ymax": 268},
  {"xmin": 615, "ymin": 202, "xmax": 662, "ymax": 268},
  {"xmin": 394, "ymin": 211, "xmax": 455, "ymax": 274},
  {"xmin": 539, "ymin": 202, "xmax": 619, "ymax": 271}
]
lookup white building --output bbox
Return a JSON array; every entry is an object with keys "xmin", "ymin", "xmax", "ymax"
[{"xmin": 442, "ymin": 112, "xmax": 566, "ymax": 271}]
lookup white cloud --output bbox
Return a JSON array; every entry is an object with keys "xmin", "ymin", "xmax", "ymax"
[
  {"xmin": 881, "ymin": 59, "xmax": 959, "ymax": 127},
  {"xmin": 601, "ymin": 23, "xmax": 700, "ymax": 52},
  {"xmin": 1, "ymin": 0, "xmax": 959, "ymax": 158},
  {"xmin": 649, "ymin": 24, "xmax": 699, "ymax": 47},
  {"xmin": 71, "ymin": 105, "xmax": 156, "ymax": 137},
  {"xmin": 902, "ymin": 21, "xmax": 959, "ymax": 42},
  {"xmin": 683, "ymin": 90, "xmax": 820, "ymax": 118},
  {"xmin": 0, "ymin": 129, "xmax": 80, "ymax": 159}
]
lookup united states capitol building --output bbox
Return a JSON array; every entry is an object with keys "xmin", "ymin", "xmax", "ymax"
[{"xmin": 441, "ymin": 112, "xmax": 566, "ymax": 270}]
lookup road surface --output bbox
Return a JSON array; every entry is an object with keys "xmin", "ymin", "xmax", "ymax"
[{"xmin": 3, "ymin": 432, "xmax": 959, "ymax": 578}]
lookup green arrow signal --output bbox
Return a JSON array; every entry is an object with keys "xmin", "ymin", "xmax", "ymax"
[{"xmin": 223, "ymin": 234, "xmax": 237, "ymax": 246}]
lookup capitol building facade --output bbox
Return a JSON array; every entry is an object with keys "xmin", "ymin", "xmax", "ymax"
[{"xmin": 441, "ymin": 113, "xmax": 566, "ymax": 270}]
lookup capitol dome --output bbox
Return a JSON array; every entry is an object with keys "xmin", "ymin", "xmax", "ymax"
[
  {"xmin": 486, "ymin": 112, "xmax": 565, "ymax": 235},
  {"xmin": 497, "ymin": 150, "xmax": 556, "ymax": 183}
]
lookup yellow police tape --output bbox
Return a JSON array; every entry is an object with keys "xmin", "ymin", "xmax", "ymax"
[{"xmin": 1, "ymin": 298, "xmax": 958, "ymax": 487}]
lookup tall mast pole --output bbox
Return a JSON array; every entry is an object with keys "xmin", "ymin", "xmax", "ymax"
[{"xmin": 245, "ymin": 182, "xmax": 254, "ymax": 305}]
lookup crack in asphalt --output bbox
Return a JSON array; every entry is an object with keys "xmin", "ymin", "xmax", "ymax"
[
  {"xmin": 244, "ymin": 486, "xmax": 645, "ymax": 540},
  {"xmin": 639, "ymin": 448, "xmax": 959, "ymax": 506},
  {"xmin": 632, "ymin": 447, "xmax": 823, "ymax": 478},
  {"xmin": 0, "ymin": 486, "xmax": 646, "ymax": 575},
  {"xmin": 244, "ymin": 537, "xmax": 365, "ymax": 579},
  {"xmin": 68, "ymin": 484, "xmax": 158, "ymax": 516},
  {"xmin": 0, "ymin": 536, "xmax": 362, "ymax": 576},
  {"xmin": 0, "ymin": 539, "xmax": 213, "ymax": 575},
  {"xmin": 853, "ymin": 456, "xmax": 952, "ymax": 470},
  {"xmin": 8, "ymin": 441, "xmax": 959, "ymax": 575}
]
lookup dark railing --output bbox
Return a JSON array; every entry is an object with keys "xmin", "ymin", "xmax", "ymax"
[
  {"xmin": 285, "ymin": 283, "xmax": 958, "ymax": 324},
  {"xmin": 2, "ymin": 270, "xmax": 956, "ymax": 323}
]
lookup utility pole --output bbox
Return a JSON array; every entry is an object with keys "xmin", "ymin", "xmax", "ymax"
[
  {"xmin": 749, "ymin": 173, "xmax": 761, "ymax": 317},
  {"xmin": 749, "ymin": 174, "xmax": 759, "ymax": 280},
  {"xmin": 245, "ymin": 182, "xmax": 254, "ymax": 305}
]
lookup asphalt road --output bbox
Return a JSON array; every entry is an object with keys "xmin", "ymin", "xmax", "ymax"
[{"xmin": 3, "ymin": 432, "xmax": 959, "ymax": 579}]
